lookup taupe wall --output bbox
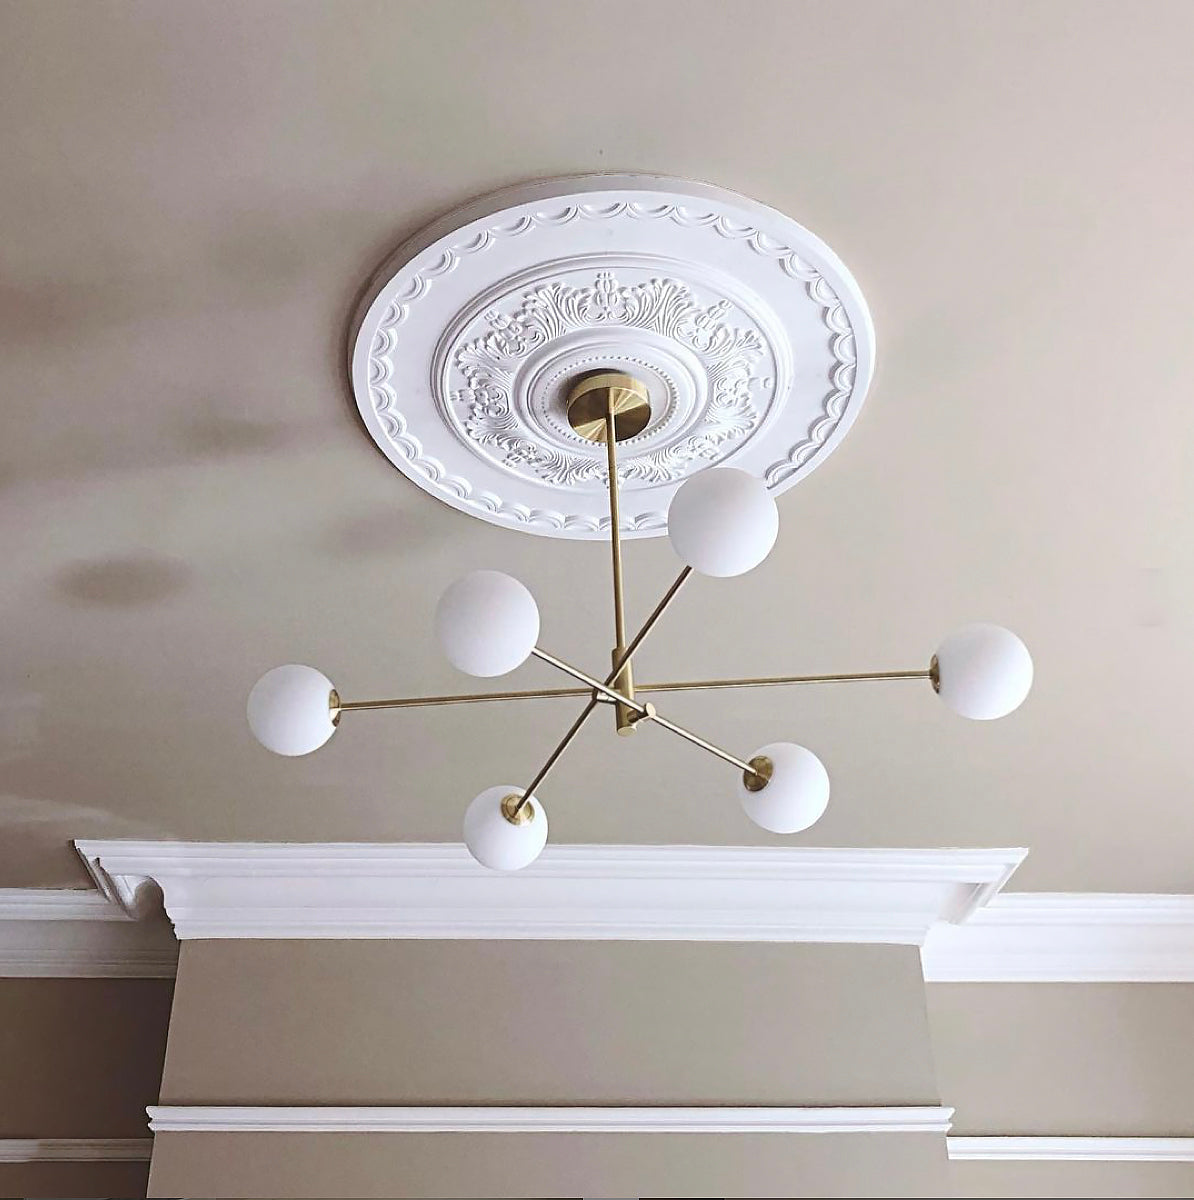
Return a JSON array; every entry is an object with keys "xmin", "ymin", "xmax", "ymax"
[
  {"xmin": 151, "ymin": 941, "xmax": 945, "ymax": 1197},
  {"xmin": 161, "ymin": 941, "xmax": 939, "ymax": 1105},
  {"xmin": 150, "ymin": 1130, "xmax": 947, "ymax": 1199},
  {"xmin": 0, "ymin": 1160, "xmax": 150, "ymax": 1199},
  {"xmin": 949, "ymin": 1160, "xmax": 1194, "ymax": 1199},
  {"xmin": 0, "ymin": 977, "xmax": 171, "ymax": 1200},
  {"xmin": 931, "ymin": 984, "xmax": 1194, "ymax": 1199},
  {"xmin": 928, "ymin": 984, "xmax": 1194, "ymax": 1135},
  {"xmin": 0, "ymin": 977, "xmax": 172, "ymax": 1138}
]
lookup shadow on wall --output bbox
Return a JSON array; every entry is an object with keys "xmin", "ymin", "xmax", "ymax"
[
  {"xmin": 320, "ymin": 508, "xmax": 450, "ymax": 560},
  {"xmin": 176, "ymin": 412, "xmax": 292, "ymax": 458},
  {"xmin": 52, "ymin": 554, "xmax": 192, "ymax": 608}
]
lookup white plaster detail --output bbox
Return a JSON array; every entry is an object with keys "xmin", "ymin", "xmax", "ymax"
[
  {"xmin": 350, "ymin": 175, "xmax": 875, "ymax": 538},
  {"xmin": 445, "ymin": 267, "xmax": 770, "ymax": 489},
  {"xmin": 75, "ymin": 841, "xmax": 1024, "ymax": 943},
  {"xmin": 922, "ymin": 893, "xmax": 1194, "ymax": 982},
  {"xmin": 0, "ymin": 887, "xmax": 177, "ymax": 978},
  {"xmin": 947, "ymin": 1137, "xmax": 1194, "ymax": 1162},
  {"xmin": 148, "ymin": 1105, "xmax": 954, "ymax": 1135}
]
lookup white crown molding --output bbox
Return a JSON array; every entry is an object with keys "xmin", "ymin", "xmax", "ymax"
[
  {"xmin": 947, "ymin": 1136, "xmax": 1194, "ymax": 1162},
  {"xmin": 147, "ymin": 1105, "xmax": 954, "ymax": 1135},
  {"xmin": 75, "ymin": 841, "xmax": 1025, "ymax": 944},
  {"xmin": 922, "ymin": 893, "xmax": 1194, "ymax": 982},
  {"xmin": 0, "ymin": 1137, "xmax": 153, "ymax": 1162},
  {"xmin": 0, "ymin": 887, "xmax": 178, "ymax": 978}
]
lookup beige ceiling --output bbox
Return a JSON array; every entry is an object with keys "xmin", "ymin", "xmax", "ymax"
[{"xmin": 1, "ymin": 0, "xmax": 1192, "ymax": 891}]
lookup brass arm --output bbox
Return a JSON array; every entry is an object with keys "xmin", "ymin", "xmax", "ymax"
[
  {"xmin": 529, "ymin": 647, "xmax": 762, "ymax": 782},
  {"xmin": 334, "ymin": 662, "xmax": 930, "ymax": 715}
]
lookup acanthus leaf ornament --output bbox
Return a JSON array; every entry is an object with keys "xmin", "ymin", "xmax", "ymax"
[{"xmin": 450, "ymin": 270, "xmax": 765, "ymax": 489}]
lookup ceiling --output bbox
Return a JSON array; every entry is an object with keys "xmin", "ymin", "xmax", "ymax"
[{"xmin": 1, "ymin": 0, "xmax": 1192, "ymax": 892}]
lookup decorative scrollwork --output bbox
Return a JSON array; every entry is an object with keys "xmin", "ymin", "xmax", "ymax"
[
  {"xmin": 357, "ymin": 193, "xmax": 867, "ymax": 536},
  {"xmin": 450, "ymin": 271, "xmax": 764, "ymax": 487}
]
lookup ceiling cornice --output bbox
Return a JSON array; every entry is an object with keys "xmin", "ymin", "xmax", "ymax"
[
  {"xmin": 75, "ymin": 840, "xmax": 1026, "ymax": 944},
  {"xmin": 0, "ymin": 886, "xmax": 177, "ymax": 978},
  {"xmin": 921, "ymin": 893, "xmax": 1194, "ymax": 982}
]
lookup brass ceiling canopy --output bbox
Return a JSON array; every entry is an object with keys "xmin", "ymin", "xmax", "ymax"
[{"xmin": 565, "ymin": 371, "xmax": 652, "ymax": 443}]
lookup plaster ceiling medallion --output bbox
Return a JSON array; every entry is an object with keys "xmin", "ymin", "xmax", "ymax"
[{"xmin": 350, "ymin": 175, "xmax": 876, "ymax": 539}]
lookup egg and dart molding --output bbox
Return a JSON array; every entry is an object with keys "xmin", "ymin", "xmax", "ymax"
[{"xmin": 246, "ymin": 371, "xmax": 1032, "ymax": 870}]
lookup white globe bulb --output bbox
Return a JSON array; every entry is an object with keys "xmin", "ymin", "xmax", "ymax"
[
  {"xmin": 738, "ymin": 742, "xmax": 830, "ymax": 834},
  {"xmin": 435, "ymin": 570, "xmax": 540, "ymax": 678},
  {"xmin": 667, "ymin": 468, "xmax": 779, "ymax": 577},
  {"xmin": 463, "ymin": 785, "xmax": 548, "ymax": 871},
  {"xmin": 247, "ymin": 664, "xmax": 337, "ymax": 756},
  {"xmin": 934, "ymin": 624, "xmax": 1033, "ymax": 720}
]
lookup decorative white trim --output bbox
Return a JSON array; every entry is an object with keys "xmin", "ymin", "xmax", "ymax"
[
  {"xmin": 76, "ymin": 841, "xmax": 1025, "ymax": 944},
  {"xmin": 147, "ymin": 1105, "xmax": 953, "ymax": 1135},
  {"xmin": 0, "ymin": 888, "xmax": 125, "ymax": 922},
  {"xmin": 947, "ymin": 1136, "xmax": 1194, "ymax": 1162},
  {"xmin": 0, "ymin": 1137, "xmax": 152, "ymax": 1162},
  {"xmin": 922, "ymin": 893, "xmax": 1194, "ymax": 982},
  {"xmin": 0, "ymin": 887, "xmax": 178, "ymax": 978},
  {"xmin": 349, "ymin": 174, "xmax": 876, "ymax": 540}
]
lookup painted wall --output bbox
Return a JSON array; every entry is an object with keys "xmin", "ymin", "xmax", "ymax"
[
  {"xmin": 150, "ymin": 1129, "xmax": 948, "ymax": 1199},
  {"xmin": 161, "ymin": 941, "xmax": 939, "ymax": 1105},
  {"xmin": 928, "ymin": 984, "xmax": 1194, "ymax": 1134},
  {"xmin": 949, "ymin": 1160, "xmax": 1194, "ymax": 1199},
  {"xmin": 151, "ymin": 940, "xmax": 946, "ymax": 1197},
  {"xmin": 931, "ymin": 983, "xmax": 1194, "ymax": 1197},
  {"xmin": 0, "ymin": 977, "xmax": 171, "ymax": 1199},
  {"xmin": 0, "ymin": 1160, "xmax": 150, "ymax": 1199}
]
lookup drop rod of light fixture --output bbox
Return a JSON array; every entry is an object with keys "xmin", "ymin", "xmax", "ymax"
[{"xmin": 246, "ymin": 368, "xmax": 1035, "ymax": 872}]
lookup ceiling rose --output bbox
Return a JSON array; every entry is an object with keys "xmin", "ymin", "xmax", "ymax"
[{"xmin": 350, "ymin": 174, "xmax": 876, "ymax": 538}]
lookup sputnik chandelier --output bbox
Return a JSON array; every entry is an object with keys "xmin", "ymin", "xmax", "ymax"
[{"xmin": 244, "ymin": 175, "xmax": 1034, "ymax": 870}]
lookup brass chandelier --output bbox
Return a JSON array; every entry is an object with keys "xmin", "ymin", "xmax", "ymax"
[{"xmin": 247, "ymin": 371, "xmax": 1033, "ymax": 870}]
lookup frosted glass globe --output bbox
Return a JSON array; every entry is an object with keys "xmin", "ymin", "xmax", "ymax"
[
  {"xmin": 934, "ymin": 624, "xmax": 1033, "ymax": 720},
  {"xmin": 463, "ymin": 785, "xmax": 548, "ymax": 871},
  {"xmin": 435, "ymin": 570, "xmax": 540, "ymax": 678},
  {"xmin": 247, "ymin": 664, "xmax": 337, "ymax": 756},
  {"xmin": 738, "ymin": 741, "xmax": 830, "ymax": 834},
  {"xmin": 667, "ymin": 468, "xmax": 779, "ymax": 577}
]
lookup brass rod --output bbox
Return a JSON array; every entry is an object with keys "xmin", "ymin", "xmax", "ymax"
[
  {"xmin": 336, "ymin": 684, "xmax": 592, "ymax": 712},
  {"xmin": 636, "ymin": 669, "xmax": 932, "ymax": 694},
  {"xmin": 646, "ymin": 711, "xmax": 759, "ymax": 776},
  {"xmin": 532, "ymin": 646, "xmax": 761, "ymax": 780},
  {"xmin": 333, "ymin": 661, "xmax": 927, "ymax": 714},
  {"xmin": 608, "ymin": 565, "xmax": 693, "ymax": 680},
  {"xmin": 605, "ymin": 402, "xmax": 628, "ymax": 653},
  {"xmin": 510, "ymin": 696, "xmax": 600, "ymax": 820},
  {"xmin": 531, "ymin": 647, "xmax": 648, "ymax": 714}
]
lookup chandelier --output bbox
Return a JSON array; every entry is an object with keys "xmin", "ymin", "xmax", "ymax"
[{"xmin": 243, "ymin": 176, "xmax": 1033, "ymax": 870}]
